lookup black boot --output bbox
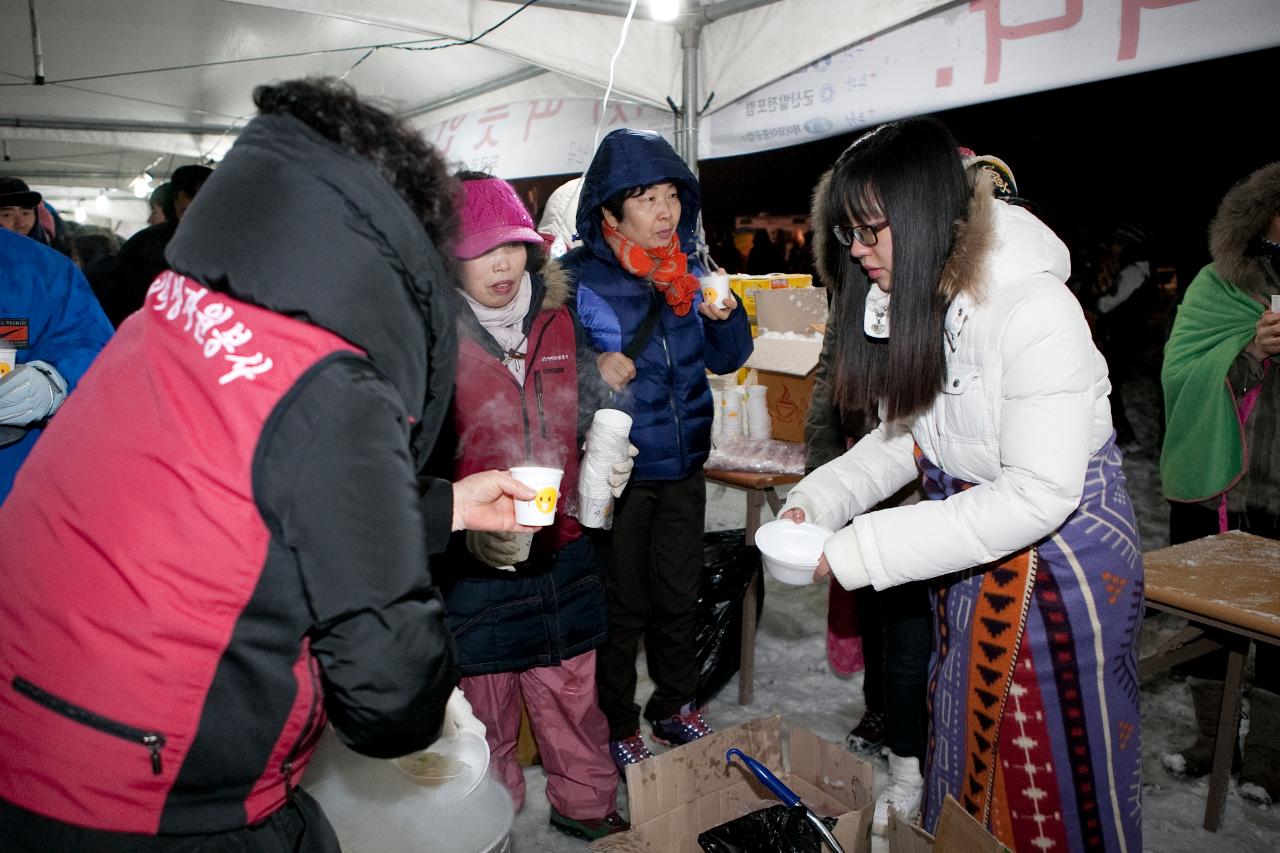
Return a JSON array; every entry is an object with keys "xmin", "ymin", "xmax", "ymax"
[
  {"xmin": 1161, "ymin": 677, "xmax": 1241, "ymax": 778},
  {"xmin": 1241, "ymin": 689, "xmax": 1280, "ymax": 804}
]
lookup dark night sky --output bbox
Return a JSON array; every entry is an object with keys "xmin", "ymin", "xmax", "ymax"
[{"xmin": 517, "ymin": 45, "xmax": 1277, "ymax": 286}]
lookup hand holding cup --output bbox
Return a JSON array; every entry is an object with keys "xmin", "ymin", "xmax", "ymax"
[
  {"xmin": 451, "ymin": 470, "xmax": 539, "ymax": 533},
  {"xmin": 607, "ymin": 443, "xmax": 640, "ymax": 497}
]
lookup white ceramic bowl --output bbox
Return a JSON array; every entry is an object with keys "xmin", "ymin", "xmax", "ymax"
[{"xmin": 755, "ymin": 519, "xmax": 831, "ymax": 586}]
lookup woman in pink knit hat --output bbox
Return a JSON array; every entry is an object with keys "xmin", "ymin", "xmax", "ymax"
[{"xmin": 426, "ymin": 171, "xmax": 633, "ymax": 841}]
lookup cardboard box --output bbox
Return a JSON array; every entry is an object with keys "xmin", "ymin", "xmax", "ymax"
[
  {"xmin": 730, "ymin": 273, "xmax": 812, "ymax": 317},
  {"xmin": 886, "ymin": 796, "xmax": 1010, "ymax": 853},
  {"xmin": 754, "ymin": 287, "xmax": 827, "ymax": 334},
  {"xmin": 742, "ymin": 288, "xmax": 826, "ymax": 443},
  {"xmin": 593, "ymin": 716, "xmax": 873, "ymax": 853}
]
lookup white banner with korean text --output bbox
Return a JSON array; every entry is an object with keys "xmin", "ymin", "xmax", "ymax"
[
  {"xmin": 418, "ymin": 0, "xmax": 1279, "ymax": 178},
  {"xmin": 708, "ymin": 0, "xmax": 1280, "ymax": 157},
  {"xmin": 420, "ymin": 99, "xmax": 674, "ymax": 180}
]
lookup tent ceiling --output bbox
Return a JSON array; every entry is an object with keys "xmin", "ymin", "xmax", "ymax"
[{"xmin": 0, "ymin": 0, "xmax": 950, "ymax": 190}]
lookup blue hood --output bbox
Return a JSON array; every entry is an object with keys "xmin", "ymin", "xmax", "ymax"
[{"xmin": 575, "ymin": 128, "xmax": 701, "ymax": 262}]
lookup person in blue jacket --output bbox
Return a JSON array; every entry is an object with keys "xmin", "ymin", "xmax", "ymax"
[
  {"xmin": 562, "ymin": 128, "xmax": 753, "ymax": 772},
  {"xmin": 0, "ymin": 226, "xmax": 112, "ymax": 502}
]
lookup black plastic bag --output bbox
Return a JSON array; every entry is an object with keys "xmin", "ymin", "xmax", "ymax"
[
  {"xmin": 695, "ymin": 529, "xmax": 765, "ymax": 706},
  {"xmin": 698, "ymin": 804, "xmax": 839, "ymax": 853}
]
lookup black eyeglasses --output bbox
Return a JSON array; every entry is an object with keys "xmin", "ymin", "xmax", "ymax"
[{"xmin": 831, "ymin": 220, "xmax": 890, "ymax": 247}]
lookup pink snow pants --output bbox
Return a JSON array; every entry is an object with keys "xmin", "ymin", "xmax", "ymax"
[{"xmin": 460, "ymin": 650, "xmax": 617, "ymax": 818}]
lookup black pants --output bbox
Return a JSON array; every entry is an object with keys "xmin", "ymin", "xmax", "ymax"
[
  {"xmin": 595, "ymin": 471, "xmax": 706, "ymax": 739},
  {"xmin": 0, "ymin": 789, "xmax": 341, "ymax": 853},
  {"xmin": 856, "ymin": 581, "xmax": 931, "ymax": 759},
  {"xmin": 1167, "ymin": 500, "xmax": 1279, "ymax": 692}
]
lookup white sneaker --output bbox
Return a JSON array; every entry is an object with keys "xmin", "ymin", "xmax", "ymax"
[{"xmin": 873, "ymin": 752, "xmax": 924, "ymax": 835}]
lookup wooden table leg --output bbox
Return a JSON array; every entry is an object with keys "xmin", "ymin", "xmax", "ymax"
[
  {"xmin": 764, "ymin": 488, "xmax": 784, "ymax": 517},
  {"xmin": 738, "ymin": 489, "xmax": 765, "ymax": 705},
  {"xmin": 739, "ymin": 573, "xmax": 758, "ymax": 706},
  {"xmin": 1204, "ymin": 635, "xmax": 1249, "ymax": 831}
]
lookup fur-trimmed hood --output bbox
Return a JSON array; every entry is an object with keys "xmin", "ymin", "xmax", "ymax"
[
  {"xmin": 574, "ymin": 129, "xmax": 701, "ymax": 264},
  {"xmin": 536, "ymin": 256, "xmax": 572, "ymax": 311},
  {"xmin": 1209, "ymin": 161, "xmax": 1280, "ymax": 298},
  {"xmin": 808, "ymin": 168, "xmax": 839, "ymax": 291},
  {"xmin": 936, "ymin": 171, "xmax": 999, "ymax": 303},
  {"xmin": 809, "ymin": 168, "xmax": 1063, "ymax": 305}
]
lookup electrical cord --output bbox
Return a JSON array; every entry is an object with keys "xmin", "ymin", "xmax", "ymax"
[{"xmin": 0, "ymin": 0, "xmax": 542, "ymax": 87}]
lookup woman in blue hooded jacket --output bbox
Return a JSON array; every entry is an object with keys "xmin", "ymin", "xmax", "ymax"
[{"xmin": 562, "ymin": 128, "xmax": 753, "ymax": 771}]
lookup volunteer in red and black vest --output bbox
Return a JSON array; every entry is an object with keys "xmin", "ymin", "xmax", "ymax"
[{"xmin": 0, "ymin": 78, "xmax": 537, "ymax": 853}]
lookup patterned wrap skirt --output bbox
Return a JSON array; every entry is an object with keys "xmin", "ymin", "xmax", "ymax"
[{"xmin": 918, "ymin": 436, "xmax": 1143, "ymax": 853}]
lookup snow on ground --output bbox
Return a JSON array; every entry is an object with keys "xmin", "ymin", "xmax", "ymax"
[{"xmin": 506, "ymin": 375, "xmax": 1279, "ymax": 851}]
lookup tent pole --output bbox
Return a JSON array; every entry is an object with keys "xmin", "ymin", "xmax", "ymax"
[
  {"xmin": 27, "ymin": 0, "xmax": 45, "ymax": 85},
  {"xmin": 678, "ymin": 16, "xmax": 704, "ymax": 175}
]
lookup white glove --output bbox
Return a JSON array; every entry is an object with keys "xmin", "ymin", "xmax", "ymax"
[
  {"xmin": 607, "ymin": 443, "xmax": 639, "ymax": 498},
  {"xmin": 466, "ymin": 529, "xmax": 525, "ymax": 569},
  {"xmin": 0, "ymin": 360, "xmax": 68, "ymax": 427},
  {"xmin": 440, "ymin": 687, "xmax": 487, "ymax": 742}
]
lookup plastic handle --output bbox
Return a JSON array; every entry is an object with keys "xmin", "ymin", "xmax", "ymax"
[{"xmin": 725, "ymin": 748, "xmax": 800, "ymax": 807}]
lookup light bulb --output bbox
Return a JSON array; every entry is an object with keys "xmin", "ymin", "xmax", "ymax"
[
  {"xmin": 74, "ymin": 205, "xmax": 87, "ymax": 224},
  {"xmin": 94, "ymin": 190, "xmax": 109, "ymax": 214},
  {"xmin": 650, "ymin": 0, "xmax": 680, "ymax": 22},
  {"xmin": 130, "ymin": 173, "xmax": 153, "ymax": 199}
]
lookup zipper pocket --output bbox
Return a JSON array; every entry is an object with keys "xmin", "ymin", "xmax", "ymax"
[
  {"xmin": 534, "ymin": 372, "xmax": 548, "ymax": 439},
  {"xmin": 13, "ymin": 676, "xmax": 166, "ymax": 774},
  {"xmin": 281, "ymin": 654, "xmax": 323, "ymax": 800}
]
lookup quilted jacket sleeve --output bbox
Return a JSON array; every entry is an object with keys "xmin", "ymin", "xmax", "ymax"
[
  {"xmin": 786, "ymin": 281, "xmax": 1097, "ymax": 591},
  {"xmin": 848, "ymin": 284, "xmax": 1094, "ymax": 590},
  {"xmin": 257, "ymin": 355, "xmax": 458, "ymax": 758}
]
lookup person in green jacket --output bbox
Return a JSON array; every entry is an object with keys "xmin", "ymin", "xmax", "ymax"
[{"xmin": 1160, "ymin": 161, "xmax": 1280, "ymax": 803}]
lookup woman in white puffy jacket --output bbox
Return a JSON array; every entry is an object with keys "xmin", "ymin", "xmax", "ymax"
[{"xmin": 782, "ymin": 118, "xmax": 1143, "ymax": 853}]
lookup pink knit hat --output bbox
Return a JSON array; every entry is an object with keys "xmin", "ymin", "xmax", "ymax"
[{"xmin": 454, "ymin": 177, "xmax": 545, "ymax": 260}]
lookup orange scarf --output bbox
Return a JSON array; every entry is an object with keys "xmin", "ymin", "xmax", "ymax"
[{"xmin": 602, "ymin": 219, "xmax": 701, "ymax": 317}]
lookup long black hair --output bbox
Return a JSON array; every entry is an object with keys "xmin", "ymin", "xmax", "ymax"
[{"xmin": 827, "ymin": 118, "xmax": 969, "ymax": 421}]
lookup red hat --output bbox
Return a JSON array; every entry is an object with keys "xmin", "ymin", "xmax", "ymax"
[{"xmin": 454, "ymin": 178, "xmax": 544, "ymax": 260}]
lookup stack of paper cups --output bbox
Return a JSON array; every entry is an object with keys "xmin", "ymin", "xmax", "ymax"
[
  {"xmin": 578, "ymin": 408, "xmax": 633, "ymax": 529},
  {"xmin": 746, "ymin": 384, "xmax": 771, "ymax": 439},
  {"xmin": 710, "ymin": 385, "xmax": 724, "ymax": 442},
  {"xmin": 720, "ymin": 388, "xmax": 743, "ymax": 440}
]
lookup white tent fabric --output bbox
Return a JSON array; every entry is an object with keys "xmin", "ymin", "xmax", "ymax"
[
  {"xmin": 0, "ymin": 0, "xmax": 945, "ymax": 230},
  {"xmin": 1, "ymin": 0, "xmax": 943, "ymax": 187},
  {"xmin": 232, "ymin": 0, "xmax": 948, "ymax": 124},
  {"xmin": 3, "ymin": 0, "xmax": 1276, "ymax": 230}
]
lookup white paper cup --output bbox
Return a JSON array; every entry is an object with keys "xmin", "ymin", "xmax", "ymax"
[
  {"xmin": 510, "ymin": 466, "xmax": 563, "ymax": 526},
  {"xmin": 581, "ymin": 458, "xmax": 614, "ymax": 499},
  {"xmin": 578, "ymin": 491, "xmax": 615, "ymax": 530},
  {"xmin": 587, "ymin": 410, "xmax": 631, "ymax": 453},
  {"xmin": 700, "ymin": 272, "xmax": 731, "ymax": 309},
  {"xmin": 584, "ymin": 435, "xmax": 628, "ymax": 462},
  {"xmin": 0, "ymin": 348, "xmax": 15, "ymax": 377},
  {"xmin": 1272, "ymin": 294, "xmax": 1280, "ymax": 314},
  {"xmin": 592, "ymin": 408, "xmax": 633, "ymax": 435}
]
